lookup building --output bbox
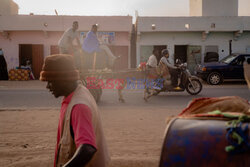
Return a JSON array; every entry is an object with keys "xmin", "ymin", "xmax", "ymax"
[
  {"xmin": 0, "ymin": 15, "xmax": 132, "ymax": 78},
  {"xmin": 0, "ymin": 0, "xmax": 19, "ymax": 16},
  {"xmin": 136, "ymin": 0, "xmax": 250, "ymax": 73},
  {"xmin": 190, "ymin": 0, "xmax": 238, "ymax": 17}
]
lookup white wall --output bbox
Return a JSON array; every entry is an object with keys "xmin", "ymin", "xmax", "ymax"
[
  {"xmin": 137, "ymin": 17, "xmax": 249, "ymax": 32},
  {"xmin": 137, "ymin": 31, "xmax": 250, "ymax": 65}
]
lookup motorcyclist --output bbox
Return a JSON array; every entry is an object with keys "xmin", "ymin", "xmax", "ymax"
[{"xmin": 159, "ymin": 49, "xmax": 180, "ymax": 89}]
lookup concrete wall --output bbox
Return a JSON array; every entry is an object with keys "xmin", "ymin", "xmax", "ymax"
[
  {"xmin": 0, "ymin": 0, "xmax": 18, "ymax": 15},
  {"xmin": 136, "ymin": 31, "xmax": 250, "ymax": 65},
  {"xmin": 202, "ymin": 0, "xmax": 238, "ymax": 17},
  {"xmin": 0, "ymin": 15, "xmax": 132, "ymax": 70},
  {"xmin": 0, "ymin": 15, "xmax": 132, "ymax": 32},
  {"xmin": 137, "ymin": 16, "xmax": 250, "ymax": 32}
]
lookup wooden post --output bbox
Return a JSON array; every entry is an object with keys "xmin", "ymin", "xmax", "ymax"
[
  {"xmin": 92, "ymin": 52, "xmax": 97, "ymax": 70},
  {"xmin": 79, "ymin": 51, "xmax": 83, "ymax": 72}
]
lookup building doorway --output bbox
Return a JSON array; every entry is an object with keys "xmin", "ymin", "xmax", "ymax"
[
  {"xmin": 187, "ymin": 45, "xmax": 201, "ymax": 74},
  {"xmin": 19, "ymin": 44, "xmax": 44, "ymax": 79},
  {"xmin": 154, "ymin": 45, "xmax": 167, "ymax": 64},
  {"xmin": 174, "ymin": 45, "xmax": 187, "ymax": 63},
  {"xmin": 109, "ymin": 46, "xmax": 128, "ymax": 70},
  {"xmin": 140, "ymin": 45, "xmax": 166, "ymax": 65},
  {"xmin": 175, "ymin": 45, "xmax": 201, "ymax": 74}
]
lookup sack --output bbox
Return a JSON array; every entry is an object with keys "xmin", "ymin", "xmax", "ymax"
[{"xmin": 179, "ymin": 96, "xmax": 250, "ymax": 117}]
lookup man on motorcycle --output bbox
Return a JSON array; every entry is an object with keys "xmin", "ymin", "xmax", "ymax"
[{"xmin": 159, "ymin": 49, "xmax": 180, "ymax": 89}]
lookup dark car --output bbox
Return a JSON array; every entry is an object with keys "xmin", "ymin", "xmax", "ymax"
[{"xmin": 197, "ymin": 53, "xmax": 250, "ymax": 85}]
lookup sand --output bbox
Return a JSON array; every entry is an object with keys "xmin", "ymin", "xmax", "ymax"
[{"xmin": 0, "ymin": 106, "xmax": 178, "ymax": 167}]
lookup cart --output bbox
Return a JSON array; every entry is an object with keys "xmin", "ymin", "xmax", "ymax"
[{"xmin": 80, "ymin": 68, "xmax": 147, "ymax": 103}]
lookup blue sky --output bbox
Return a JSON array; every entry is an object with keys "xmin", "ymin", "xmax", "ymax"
[{"xmin": 13, "ymin": 0, "xmax": 250, "ymax": 17}]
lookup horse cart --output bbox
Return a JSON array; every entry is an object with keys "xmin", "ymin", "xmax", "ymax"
[
  {"xmin": 75, "ymin": 50, "xmax": 202, "ymax": 103},
  {"xmin": 80, "ymin": 68, "xmax": 146, "ymax": 103}
]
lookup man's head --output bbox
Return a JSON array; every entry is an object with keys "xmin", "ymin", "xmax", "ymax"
[
  {"xmin": 40, "ymin": 54, "xmax": 80, "ymax": 98},
  {"xmin": 72, "ymin": 21, "xmax": 79, "ymax": 31},
  {"xmin": 153, "ymin": 49, "xmax": 160, "ymax": 58},
  {"xmin": 152, "ymin": 49, "xmax": 157, "ymax": 56},
  {"xmin": 161, "ymin": 49, "xmax": 169, "ymax": 58},
  {"xmin": 91, "ymin": 24, "xmax": 98, "ymax": 34}
]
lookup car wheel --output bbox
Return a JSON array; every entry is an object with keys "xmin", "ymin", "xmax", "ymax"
[{"xmin": 207, "ymin": 72, "xmax": 222, "ymax": 85}]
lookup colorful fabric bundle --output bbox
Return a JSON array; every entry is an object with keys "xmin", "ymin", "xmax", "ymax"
[
  {"xmin": 8, "ymin": 69, "xmax": 30, "ymax": 81},
  {"xmin": 179, "ymin": 96, "xmax": 250, "ymax": 117}
]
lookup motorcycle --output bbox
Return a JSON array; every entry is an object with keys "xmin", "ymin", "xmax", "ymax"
[{"xmin": 144, "ymin": 59, "xmax": 202, "ymax": 101}]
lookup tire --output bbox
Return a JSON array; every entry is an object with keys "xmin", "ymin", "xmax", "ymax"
[
  {"xmin": 96, "ymin": 88, "xmax": 102, "ymax": 103},
  {"xmin": 80, "ymin": 79, "xmax": 101, "ymax": 103},
  {"xmin": 207, "ymin": 72, "xmax": 222, "ymax": 85},
  {"xmin": 88, "ymin": 89, "xmax": 98, "ymax": 101},
  {"xmin": 186, "ymin": 79, "xmax": 202, "ymax": 95}
]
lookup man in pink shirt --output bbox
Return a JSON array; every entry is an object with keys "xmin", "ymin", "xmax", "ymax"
[{"xmin": 40, "ymin": 54, "xmax": 110, "ymax": 167}]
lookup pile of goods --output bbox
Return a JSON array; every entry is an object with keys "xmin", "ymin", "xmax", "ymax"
[{"xmin": 8, "ymin": 69, "xmax": 30, "ymax": 81}]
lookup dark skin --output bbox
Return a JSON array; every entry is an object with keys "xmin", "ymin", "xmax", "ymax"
[
  {"xmin": 46, "ymin": 80, "xmax": 97, "ymax": 167},
  {"xmin": 91, "ymin": 25, "xmax": 98, "ymax": 34},
  {"xmin": 46, "ymin": 80, "xmax": 77, "ymax": 98}
]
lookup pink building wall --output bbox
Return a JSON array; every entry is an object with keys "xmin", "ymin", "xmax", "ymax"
[{"xmin": 0, "ymin": 30, "xmax": 130, "ymax": 70}]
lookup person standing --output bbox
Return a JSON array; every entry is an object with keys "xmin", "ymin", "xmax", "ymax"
[
  {"xmin": 40, "ymin": 54, "xmax": 110, "ymax": 167},
  {"xmin": 58, "ymin": 21, "xmax": 81, "ymax": 54},
  {"xmin": 0, "ymin": 49, "xmax": 8, "ymax": 80},
  {"xmin": 82, "ymin": 24, "xmax": 101, "ymax": 54},
  {"xmin": 82, "ymin": 24, "xmax": 117, "ymax": 70}
]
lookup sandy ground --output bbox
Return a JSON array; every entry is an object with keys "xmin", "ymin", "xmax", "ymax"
[
  {"xmin": 0, "ymin": 105, "xmax": 178, "ymax": 167},
  {"xmin": 0, "ymin": 80, "xmax": 247, "ymax": 167},
  {"xmin": 0, "ymin": 80, "xmax": 248, "ymax": 90}
]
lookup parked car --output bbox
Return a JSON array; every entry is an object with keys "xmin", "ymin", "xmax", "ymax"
[{"xmin": 197, "ymin": 53, "xmax": 250, "ymax": 85}]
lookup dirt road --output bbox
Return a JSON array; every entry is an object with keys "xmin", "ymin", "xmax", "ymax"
[{"xmin": 0, "ymin": 106, "xmax": 179, "ymax": 167}]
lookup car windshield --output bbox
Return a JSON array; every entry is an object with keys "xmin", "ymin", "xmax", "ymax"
[{"xmin": 220, "ymin": 54, "xmax": 238, "ymax": 64}]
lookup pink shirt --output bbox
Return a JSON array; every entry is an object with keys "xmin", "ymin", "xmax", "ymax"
[{"xmin": 54, "ymin": 92, "xmax": 96, "ymax": 167}]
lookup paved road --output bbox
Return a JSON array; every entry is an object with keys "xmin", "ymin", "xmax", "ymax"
[{"xmin": 0, "ymin": 85, "xmax": 249, "ymax": 109}]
